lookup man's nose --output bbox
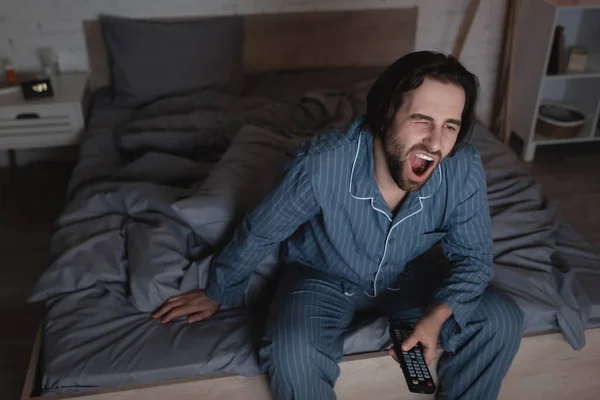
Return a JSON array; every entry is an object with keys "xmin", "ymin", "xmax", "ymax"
[{"xmin": 422, "ymin": 125, "xmax": 443, "ymax": 153}]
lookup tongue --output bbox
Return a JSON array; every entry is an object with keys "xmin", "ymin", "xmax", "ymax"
[{"xmin": 410, "ymin": 156, "xmax": 426, "ymax": 176}]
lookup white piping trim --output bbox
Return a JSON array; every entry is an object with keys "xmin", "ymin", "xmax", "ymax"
[
  {"xmin": 349, "ymin": 132, "xmax": 369, "ymax": 199},
  {"xmin": 370, "ymin": 198, "xmax": 392, "ymax": 222},
  {"xmin": 369, "ymin": 166, "xmax": 442, "ymax": 296},
  {"xmin": 348, "ymin": 130, "xmax": 443, "ymax": 298},
  {"xmin": 349, "ymin": 132, "xmax": 393, "ymax": 221},
  {"xmin": 365, "ymin": 199, "xmax": 423, "ymax": 298}
]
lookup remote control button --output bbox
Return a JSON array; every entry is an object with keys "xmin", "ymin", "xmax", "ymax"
[{"xmin": 427, "ymin": 382, "xmax": 433, "ymax": 387}]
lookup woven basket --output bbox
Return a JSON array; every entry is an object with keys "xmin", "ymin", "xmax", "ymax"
[{"xmin": 535, "ymin": 103, "xmax": 585, "ymax": 139}]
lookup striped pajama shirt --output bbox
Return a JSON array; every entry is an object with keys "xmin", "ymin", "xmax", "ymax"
[{"xmin": 205, "ymin": 117, "xmax": 524, "ymax": 399}]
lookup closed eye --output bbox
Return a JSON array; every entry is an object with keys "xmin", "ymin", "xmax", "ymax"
[{"xmin": 444, "ymin": 124, "xmax": 458, "ymax": 132}]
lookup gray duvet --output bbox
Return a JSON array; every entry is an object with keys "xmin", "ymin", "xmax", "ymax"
[{"xmin": 29, "ymin": 82, "xmax": 600, "ymax": 395}]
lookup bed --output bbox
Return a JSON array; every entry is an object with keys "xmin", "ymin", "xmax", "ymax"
[{"xmin": 23, "ymin": 7, "xmax": 600, "ymax": 400}]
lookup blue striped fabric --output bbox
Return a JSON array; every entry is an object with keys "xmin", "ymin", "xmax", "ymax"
[
  {"xmin": 257, "ymin": 265, "xmax": 523, "ymax": 400},
  {"xmin": 205, "ymin": 117, "xmax": 494, "ymax": 328}
]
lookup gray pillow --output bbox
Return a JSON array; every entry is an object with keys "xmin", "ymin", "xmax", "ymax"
[{"xmin": 100, "ymin": 15, "xmax": 244, "ymax": 106}]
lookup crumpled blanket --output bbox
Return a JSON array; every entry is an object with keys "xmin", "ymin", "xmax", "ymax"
[{"xmin": 30, "ymin": 80, "xmax": 597, "ymax": 379}]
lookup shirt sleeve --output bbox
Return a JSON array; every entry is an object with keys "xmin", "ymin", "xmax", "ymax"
[
  {"xmin": 433, "ymin": 151, "xmax": 494, "ymax": 330},
  {"xmin": 204, "ymin": 145, "xmax": 320, "ymax": 306}
]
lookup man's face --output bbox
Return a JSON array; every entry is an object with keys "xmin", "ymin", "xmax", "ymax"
[{"xmin": 382, "ymin": 77, "xmax": 466, "ymax": 192}]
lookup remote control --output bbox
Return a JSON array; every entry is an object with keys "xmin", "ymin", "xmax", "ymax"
[{"xmin": 389, "ymin": 323, "xmax": 436, "ymax": 394}]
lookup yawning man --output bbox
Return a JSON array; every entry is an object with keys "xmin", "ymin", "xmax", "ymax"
[{"xmin": 153, "ymin": 51, "xmax": 524, "ymax": 400}]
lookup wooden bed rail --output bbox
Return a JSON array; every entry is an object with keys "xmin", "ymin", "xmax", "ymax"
[{"xmin": 22, "ymin": 327, "xmax": 600, "ymax": 400}]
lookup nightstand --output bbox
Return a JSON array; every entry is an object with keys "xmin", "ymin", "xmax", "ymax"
[{"xmin": 0, "ymin": 73, "xmax": 89, "ymax": 151}]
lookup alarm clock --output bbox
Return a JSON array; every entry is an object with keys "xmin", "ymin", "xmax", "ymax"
[{"xmin": 21, "ymin": 77, "xmax": 54, "ymax": 100}]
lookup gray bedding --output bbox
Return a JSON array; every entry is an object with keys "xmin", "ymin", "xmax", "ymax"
[{"xmin": 29, "ymin": 78, "xmax": 600, "ymax": 395}]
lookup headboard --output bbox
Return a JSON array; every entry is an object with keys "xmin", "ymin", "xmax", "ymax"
[{"xmin": 83, "ymin": 7, "xmax": 417, "ymax": 90}]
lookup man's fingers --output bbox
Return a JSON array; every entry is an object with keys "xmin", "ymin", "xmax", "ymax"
[
  {"xmin": 152, "ymin": 300, "xmax": 182, "ymax": 319},
  {"xmin": 401, "ymin": 332, "xmax": 419, "ymax": 351},
  {"xmin": 423, "ymin": 344, "xmax": 436, "ymax": 366},
  {"xmin": 387, "ymin": 348, "xmax": 399, "ymax": 363},
  {"xmin": 166, "ymin": 295, "xmax": 181, "ymax": 303},
  {"xmin": 187, "ymin": 310, "xmax": 211, "ymax": 324},
  {"xmin": 160, "ymin": 305, "xmax": 201, "ymax": 324}
]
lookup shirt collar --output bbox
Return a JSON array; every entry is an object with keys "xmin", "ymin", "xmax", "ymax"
[{"xmin": 349, "ymin": 123, "xmax": 442, "ymax": 201}]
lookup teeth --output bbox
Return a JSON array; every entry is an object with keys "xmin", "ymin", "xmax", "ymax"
[{"xmin": 415, "ymin": 153, "xmax": 434, "ymax": 162}]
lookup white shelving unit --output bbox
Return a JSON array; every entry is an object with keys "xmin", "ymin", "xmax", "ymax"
[{"xmin": 509, "ymin": 0, "xmax": 600, "ymax": 162}]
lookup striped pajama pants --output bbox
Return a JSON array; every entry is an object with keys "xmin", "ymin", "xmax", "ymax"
[{"xmin": 258, "ymin": 264, "xmax": 524, "ymax": 400}]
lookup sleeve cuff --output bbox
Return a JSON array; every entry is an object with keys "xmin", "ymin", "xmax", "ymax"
[
  {"xmin": 204, "ymin": 281, "xmax": 221, "ymax": 304},
  {"xmin": 433, "ymin": 291, "xmax": 472, "ymax": 331}
]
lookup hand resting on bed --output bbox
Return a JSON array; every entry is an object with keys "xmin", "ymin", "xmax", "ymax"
[{"xmin": 152, "ymin": 290, "xmax": 220, "ymax": 324}]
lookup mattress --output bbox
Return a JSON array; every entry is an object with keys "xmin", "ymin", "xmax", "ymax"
[{"xmin": 29, "ymin": 70, "xmax": 600, "ymax": 395}]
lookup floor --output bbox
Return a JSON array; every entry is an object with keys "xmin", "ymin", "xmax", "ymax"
[
  {"xmin": 522, "ymin": 141, "xmax": 600, "ymax": 246},
  {"xmin": 2, "ymin": 140, "xmax": 600, "ymax": 399},
  {"xmin": 1, "ymin": 161, "xmax": 74, "ymax": 399}
]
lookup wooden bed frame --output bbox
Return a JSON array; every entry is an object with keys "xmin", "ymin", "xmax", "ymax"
[
  {"xmin": 21, "ymin": 326, "xmax": 600, "ymax": 400},
  {"xmin": 21, "ymin": 6, "xmax": 600, "ymax": 399}
]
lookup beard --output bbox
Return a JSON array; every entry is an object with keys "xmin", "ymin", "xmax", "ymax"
[{"xmin": 381, "ymin": 133, "xmax": 441, "ymax": 192}]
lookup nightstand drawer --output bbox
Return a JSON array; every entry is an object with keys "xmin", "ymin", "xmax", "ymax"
[{"xmin": 0, "ymin": 105, "xmax": 83, "ymax": 149}]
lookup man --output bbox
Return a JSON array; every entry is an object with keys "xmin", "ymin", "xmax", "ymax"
[{"xmin": 153, "ymin": 51, "xmax": 524, "ymax": 399}]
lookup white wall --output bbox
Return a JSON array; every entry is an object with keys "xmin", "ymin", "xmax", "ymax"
[{"xmin": 0, "ymin": 0, "xmax": 506, "ymax": 165}]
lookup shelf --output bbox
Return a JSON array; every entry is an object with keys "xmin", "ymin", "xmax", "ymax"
[
  {"xmin": 545, "ymin": 70, "xmax": 600, "ymax": 80},
  {"xmin": 533, "ymin": 119, "xmax": 599, "ymax": 145},
  {"xmin": 545, "ymin": 52, "xmax": 600, "ymax": 79},
  {"xmin": 512, "ymin": 2, "xmax": 600, "ymax": 162},
  {"xmin": 540, "ymin": 78, "xmax": 600, "ymax": 118},
  {"xmin": 546, "ymin": 0, "xmax": 600, "ymax": 7},
  {"xmin": 533, "ymin": 133, "xmax": 600, "ymax": 145}
]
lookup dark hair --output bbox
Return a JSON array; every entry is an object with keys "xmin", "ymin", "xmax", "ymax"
[{"xmin": 365, "ymin": 51, "xmax": 480, "ymax": 156}]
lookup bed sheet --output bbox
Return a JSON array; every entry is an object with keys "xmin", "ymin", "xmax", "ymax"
[{"xmin": 29, "ymin": 73, "xmax": 600, "ymax": 395}]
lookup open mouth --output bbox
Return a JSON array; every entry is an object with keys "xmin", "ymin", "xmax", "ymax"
[{"xmin": 409, "ymin": 152, "xmax": 435, "ymax": 179}]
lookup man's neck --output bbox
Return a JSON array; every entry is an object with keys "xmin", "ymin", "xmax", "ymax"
[{"xmin": 373, "ymin": 136, "xmax": 407, "ymax": 213}]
